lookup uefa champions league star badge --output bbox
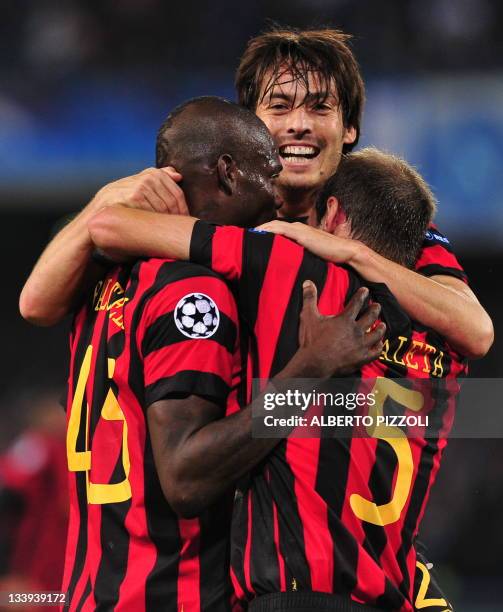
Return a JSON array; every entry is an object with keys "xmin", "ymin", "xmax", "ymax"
[{"xmin": 174, "ymin": 293, "xmax": 220, "ymax": 339}]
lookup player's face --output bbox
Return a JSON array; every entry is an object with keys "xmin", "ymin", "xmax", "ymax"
[
  {"xmin": 255, "ymin": 69, "xmax": 356, "ymax": 196},
  {"xmin": 234, "ymin": 140, "xmax": 283, "ymax": 226}
]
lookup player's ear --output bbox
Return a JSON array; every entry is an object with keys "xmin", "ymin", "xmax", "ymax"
[
  {"xmin": 343, "ymin": 125, "xmax": 357, "ymax": 145},
  {"xmin": 323, "ymin": 196, "xmax": 341, "ymax": 233},
  {"xmin": 217, "ymin": 154, "xmax": 238, "ymax": 196}
]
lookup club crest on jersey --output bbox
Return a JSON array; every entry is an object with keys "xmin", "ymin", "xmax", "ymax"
[{"xmin": 174, "ymin": 292, "xmax": 220, "ymax": 339}]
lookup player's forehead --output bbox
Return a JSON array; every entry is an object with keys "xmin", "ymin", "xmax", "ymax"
[{"xmin": 258, "ymin": 64, "xmax": 339, "ymax": 106}]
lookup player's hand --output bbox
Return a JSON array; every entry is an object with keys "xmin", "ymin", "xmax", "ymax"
[
  {"xmin": 295, "ymin": 281, "xmax": 385, "ymax": 377},
  {"xmin": 90, "ymin": 167, "xmax": 188, "ymax": 215},
  {"xmin": 257, "ymin": 220, "xmax": 359, "ymax": 265}
]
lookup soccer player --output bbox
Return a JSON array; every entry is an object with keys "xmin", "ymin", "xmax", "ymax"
[
  {"xmin": 19, "ymin": 29, "xmax": 492, "ymax": 361},
  {"xmin": 36, "ymin": 98, "xmax": 383, "ymax": 611},
  {"xmin": 233, "ymin": 27, "xmax": 492, "ymax": 360},
  {"xmin": 87, "ymin": 148, "xmax": 464, "ymax": 611}
]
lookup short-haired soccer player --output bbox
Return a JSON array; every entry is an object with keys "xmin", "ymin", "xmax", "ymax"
[
  {"xmin": 232, "ymin": 27, "xmax": 492, "ymax": 360},
  {"xmin": 22, "ymin": 98, "xmax": 383, "ymax": 611}
]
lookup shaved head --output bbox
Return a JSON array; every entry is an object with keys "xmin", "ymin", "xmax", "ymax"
[
  {"xmin": 156, "ymin": 96, "xmax": 275, "ymax": 173},
  {"xmin": 154, "ymin": 96, "xmax": 281, "ymax": 226}
]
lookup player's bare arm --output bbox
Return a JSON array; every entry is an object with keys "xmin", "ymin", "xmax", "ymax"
[
  {"xmin": 258, "ymin": 220, "xmax": 494, "ymax": 359},
  {"xmin": 89, "ymin": 206, "xmax": 196, "ymax": 262},
  {"xmin": 147, "ymin": 283, "xmax": 385, "ymax": 518},
  {"xmin": 19, "ymin": 167, "xmax": 186, "ymax": 326}
]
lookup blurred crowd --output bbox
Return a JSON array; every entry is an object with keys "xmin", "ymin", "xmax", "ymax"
[
  {"xmin": 2, "ymin": 0, "xmax": 503, "ymax": 91},
  {"xmin": 0, "ymin": 389, "xmax": 67, "ymax": 605}
]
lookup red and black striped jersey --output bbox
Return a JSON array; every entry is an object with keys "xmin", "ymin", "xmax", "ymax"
[
  {"xmin": 62, "ymin": 258, "xmax": 241, "ymax": 612},
  {"xmin": 189, "ymin": 222, "xmax": 467, "ymax": 611},
  {"xmin": 416, "ymin": 224, "xmax": 467, "ymax": 283}
]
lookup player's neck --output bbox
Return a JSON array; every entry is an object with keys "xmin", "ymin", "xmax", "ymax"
[{"xmin": 276, "ymin": 185, "xmax": 318, "ymax": 223}]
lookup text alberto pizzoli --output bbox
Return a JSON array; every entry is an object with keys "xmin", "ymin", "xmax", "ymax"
[{"xmin": 261, "ymin": 390, "xmax": 429, "ymax": 429}]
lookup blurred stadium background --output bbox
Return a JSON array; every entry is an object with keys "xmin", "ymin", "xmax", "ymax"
[{"xmin": 1, "ymin": 1, "xmax": 501, "ymax": 609}]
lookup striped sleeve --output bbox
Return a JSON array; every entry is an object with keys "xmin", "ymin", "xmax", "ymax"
[
  {"xmin": 190, "ymin": 222, "xmax": 245, "ymax": 280},
  {"xmin": 138, "ymin": 271, "xmax": 239, "ymax": 408},
  {"xmin": 415, "ymin": 224, "xmax": 468, "ymax": 283},
  {"xmin": 190, "ymin": 222, "xmax": 278, "ymax": 327}
]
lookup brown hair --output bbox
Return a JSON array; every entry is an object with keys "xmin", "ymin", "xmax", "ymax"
[
  {"xmin": 235, "ymin": 27, "xmax": 365, "ymax": 153},
  {"xmin": 316, "ymin": 148, "xmax": 437, "ymax": 268}
]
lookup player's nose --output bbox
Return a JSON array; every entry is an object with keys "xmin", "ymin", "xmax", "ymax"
[{"xmin": 286, "ymin": 105, "xmax": 312, "ymax": 137}]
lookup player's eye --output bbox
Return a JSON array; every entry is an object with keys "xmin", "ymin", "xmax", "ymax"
[
  {"xmin": 269, "ymin": 103, "xmax": 289, "ymax": 110},
  {"xmin": 313, "ymin": 103, "xmax": 332, "ymax": 112}
]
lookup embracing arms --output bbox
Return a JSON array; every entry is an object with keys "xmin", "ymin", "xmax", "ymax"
[
  {"xmin": 257, "ymin": 221, "xmax": 494, "ymax": 359},
  {"xmin": 19, "ymin": 167, "xmax": 186, "ymax": 325},
  {"xmin": 19, "ymin": 169, "xmax": 493, "ymax": 359},
  {"xmin": 89, "ymin": 207, "xmax": 494, "ymax": 359}
]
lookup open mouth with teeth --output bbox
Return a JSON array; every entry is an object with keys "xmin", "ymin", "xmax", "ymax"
[{"xmin": 279, "ymin": 145, "xmax": 320, "ymax": 163}]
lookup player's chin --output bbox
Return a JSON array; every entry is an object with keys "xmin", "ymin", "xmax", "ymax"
[{"xmin": 278, "ymin": 171, "xmax": 321, "ymax": 191}]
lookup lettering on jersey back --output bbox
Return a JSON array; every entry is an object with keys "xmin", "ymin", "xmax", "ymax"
[
  {"xmin": 380, "ymin": 336, "xmax": 444, "ymax": 377},
  {"xmin": 93, "ymin": 278, "xmax": 128, "ymax": 329}
]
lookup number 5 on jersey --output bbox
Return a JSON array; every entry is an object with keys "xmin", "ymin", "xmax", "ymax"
[{"xmin": 350, "ymin": 377, "xmax": 424, "ymax": 526}]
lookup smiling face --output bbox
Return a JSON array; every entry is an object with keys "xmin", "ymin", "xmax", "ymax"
[{"xmin": 255, "ymin": 68, "xmax": 356, "ymax": 215}]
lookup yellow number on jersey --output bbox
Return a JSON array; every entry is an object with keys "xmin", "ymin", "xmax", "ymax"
[
  {"xmin": 66, "ymin": 345, "xmax": 131, "ymax": 504},
  {"xmin": 415, "ymin": 561, "xmax": 450, "ymax": 610},
  {"xmin": 350, "ymin": 377, "xmax": 423, "ymax": 526}
]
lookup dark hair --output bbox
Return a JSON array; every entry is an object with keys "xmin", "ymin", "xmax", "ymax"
[
  {"xmin": 235, "ymin": 26, "xmax": 365, "ymax": 153},
  {"xmin": 316, "ymin": 148, "xmax": 437, "ymax": 268}
]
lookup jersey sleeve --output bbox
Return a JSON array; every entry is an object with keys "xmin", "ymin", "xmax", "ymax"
[
  {"xmin": 415, "ymin": 224, "xmax": 468, "ymax": 283},
  {"xmin": 138, "ymin": 269, "xmax": 239, "ymax": 409}
]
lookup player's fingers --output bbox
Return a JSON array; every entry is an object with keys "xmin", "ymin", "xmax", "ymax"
[
  {"xmin": 150, "ymin": 178, "xmax": 183, "ymax": 214},
  {"xmin": 300, "ymin": 280, "xmax": 319, "ymax": 320},
  {"xmin": 162, "ymin": 166, "xmax": 183, "ymax": 181},
  {"xmin": 356, "ymin": 302, "xmax": 382, "ymax": 331},
  {"xmin": 255, "ymin": 220, "xmax": 287, "ymax": 234},
  {"xmin": 364, "ymin": 338, "xmax": 386, "ymax": 363},
  {"xmin": 255, "ymin": 222, "xmax": 274, "ymax": 232},
  {"xmin": 132, "ymin": 168, "xmax": 175, "ymax": 212},
  {"xmin": 142, "ymin": 187, "xmax": 169, "ymax": 212},
  {"xmin": 158, "ymin": 170, "xmax": 188, "ymax": 215},
  {"xmin": 342, "ymin": 287, "xmax": 369, "ymax": 321},
  {"xmin": 149, "ymin": 180, "xmax": 178, "ymax": 213},
  {"xmin": 364, "ymin": 322, "xmax": 386, "ymax": 347}
]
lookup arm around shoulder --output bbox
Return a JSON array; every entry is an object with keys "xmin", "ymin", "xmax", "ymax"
[{"xmin": 88, "ymin": 206, "xmax": 196, "ymax": 261}]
